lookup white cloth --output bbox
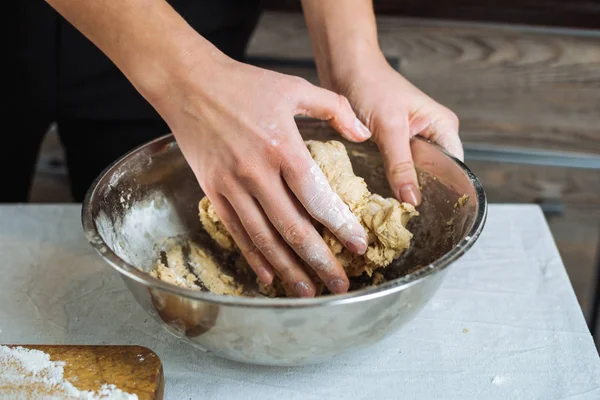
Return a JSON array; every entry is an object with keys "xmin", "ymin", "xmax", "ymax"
[{"xmin": 0, "ymin": 205, "xmax": 598, "ymax": 399}]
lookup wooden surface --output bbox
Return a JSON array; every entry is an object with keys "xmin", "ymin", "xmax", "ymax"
[
  {"xmin": 261, "ymin": 0, "xmax": 600, "ymax": 30},
  {"xmin": 247, "ymin": 12, "xmax": 600, "ymax": 155},
  {"xmin": 5, "ymin": 345, "xmax": 164, "ymax": 400},
  {"xmin": 464, "ymin": 160, "xmax": 600, "ymax": 222}
]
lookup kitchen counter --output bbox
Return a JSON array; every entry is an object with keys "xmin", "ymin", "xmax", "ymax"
[{"xmin": 0, "ymin": 204, "xmax": 598, "ymax": 399}]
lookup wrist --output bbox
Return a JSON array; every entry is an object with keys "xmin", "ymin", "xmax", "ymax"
[
  {"xmin": 130, "ymin": 28, "xmax": 233, "ymax": 121},
  {"xmin": 301, "ymin": 0, "xmax": 385, "ymax": 93},
  {"xmin": 320, "ymin": 39, "xmax": 387, "ymax": 94}
]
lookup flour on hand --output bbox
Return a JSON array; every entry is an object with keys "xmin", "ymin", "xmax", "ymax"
[{"xmin": 193, "ymin": 140, "xmax": 418, "ymax": 297}]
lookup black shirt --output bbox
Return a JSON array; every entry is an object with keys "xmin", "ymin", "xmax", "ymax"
[{"xmin": 12, "ymin": 0, "xmax": 262, "ymax": 120}]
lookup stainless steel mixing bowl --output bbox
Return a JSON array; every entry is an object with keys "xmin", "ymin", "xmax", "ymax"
[{"xmin": 82, "ymin": 121, "xmax": 487, "ymax": 366}]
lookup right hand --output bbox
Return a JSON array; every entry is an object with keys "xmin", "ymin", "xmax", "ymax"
[{"xmin": 153, "ymin": 56, "xmax": 372, "ymax": 297}]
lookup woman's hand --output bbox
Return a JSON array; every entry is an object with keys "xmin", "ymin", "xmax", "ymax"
[
  {"xmin": 155, "ymin": 55, "xmax": 372, "ymax": 297},
  {"xmin": 44, "ymin": 0, "xmax": 371, "ymax": 297},
  {"xmin": 301, "ymin": 0, "xmax": 462, "ymax": 207},
  {"xmin": 329, "ymin": 55, "xmax": 462, "ymax": 206}
]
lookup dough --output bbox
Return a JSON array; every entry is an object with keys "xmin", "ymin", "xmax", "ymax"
[
  {"xmin": 150, "ymin": 240, "xmax": 245, "ymax": 296},
  {"xmin": 197, "ymin": 140, "xmax": 418, "ymax": 297},
  {"xmin": 199, "ymin": 197, "xmax": 236, "ymax": 251},
  {"xmin": 306, "ymin": 140, "xmax": 418, "ymax": 277}
]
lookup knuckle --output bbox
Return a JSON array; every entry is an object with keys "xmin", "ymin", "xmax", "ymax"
[
  {"xmin": 338, "ymin": 94, "xmax": 351, "ymax": 110},
  {"xmin": 233, "ymin": 158, "xmax": 261, "ymax": 185},
  {"xmin": 307, "ymin": 254, "xmax": 336, "ymax": 277},
  {"xmin": 280, "ymin": 152, "xmax": 307, "ymax": 178},
  {"xmin": 376, "ymin": 117, "xmax": 408, "ymax": 139},
  {"xmin": 249, "ymin": 230, "xmax": 273, "ymax": 254},
  {"xmin": 275, "ymin": 263, "xmax": 296, "ymax": 281},
  {"xmin": 449, "ymin": 112, "xmax": 460, "ymax": 130},
  {"xmin": 385, "ymin": 118, "xmax": 408, "ymax": 132},
  {"xmin": 388, "ymin": 160, "xmax": 415, "ymax": 179},
  {"xmin": 218, "ymin": 173, "xmax": 238, "ymax": 194},
  {"xmin": 199, "ymin": 181, "xmax": 215, "ymax": 199},
  {"xmin": 305, "ymin": 190, "xmax": 328, "ymax": 213},
  {"xmin": 244, "ymin": 245, "xmax": 263, "ymax": 262},
  {"xmin": 221, "ymin": 216, "xmax": 240, "ymax": 236},
  {"xmin": 283, "ymin": 221, "xmax": 310, "ymax": 247},
  {"xmin": 443, "ymin": 109, "xmax": 460, "ymax": 129},
  {"xmin": 258, "ymin": 132, "xmax": 294, "ymax": 169},
  {"xmin": 290, "ymin": 76, "xmax": 310, "ymax": 90},
  {"xmin": 334, "ymin": 94, "xmax": 350, "ymax": 115},
  {"xmin": 264, "ymin": 137, "xmax": 286, "ymax": 161}
]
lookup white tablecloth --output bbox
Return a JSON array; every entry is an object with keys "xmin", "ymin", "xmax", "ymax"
[{"xmin": 0, "ymin": 204, "xmax": 598, "ymax": 399}]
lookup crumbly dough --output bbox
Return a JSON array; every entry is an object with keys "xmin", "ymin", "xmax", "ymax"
[
  {"xmin": 199, "ymin": 198, "xmax": 236, "ymax": 251},
  {"xmin": 307, "ymin": 140, "xmax": 418, "ymax": 277},
  {"xmin": 196, "ymin": 140, "xmax": 418, "ymax": 297},
  {"xmin": 150, "ymin": 240, "xmax": 245, "ymax": 296}
]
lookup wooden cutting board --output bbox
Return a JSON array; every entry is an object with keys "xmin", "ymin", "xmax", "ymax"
[{"xmin": 0, "ymin": 345, "xmax": 164, "ymax": 399}]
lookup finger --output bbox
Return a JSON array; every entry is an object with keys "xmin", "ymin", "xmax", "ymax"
[
  {"xmin": 253, "ymin": 174, "xmax": 350, "ymax": 294},
  {"xmin": 280, "ymin": 134, "xmax": 368, "ymax": 256},
  {"xmin": 294, "ymin": 82, "xmax": 371, "ymax": 143},
  {"xmin": 374, "ymin": 117, "xmax": 422, "ymax": 206},
  {"xmin": 420, "ymin": 115, "xmax": 463, "ymax": 161},
  {"xmin": 209, "ymin": 194, "xmax": 276, "ymax": 285},
  {"xmin": 227, "ymin": 191, "xmax": 317, "ymax": 298}
]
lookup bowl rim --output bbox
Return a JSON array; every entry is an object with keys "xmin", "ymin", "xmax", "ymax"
[{"xmin": 82, "ymin": 133, "xmax": 487, "ymax": 308}]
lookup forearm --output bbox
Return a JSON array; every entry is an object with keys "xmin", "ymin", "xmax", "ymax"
[
  {"xmin": 45, "ymin": 0, "xmax": 226, "ymax": 109},
  {"xmin": 300, "ymin": 0, "xmax": 385, "ymax": 91}
]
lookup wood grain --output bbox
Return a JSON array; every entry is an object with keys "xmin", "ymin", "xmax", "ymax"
[
  {"xmin": 465, "ymin": 160, "xmax": 600, "ymax": 222},
  {"xmin": 6, "ymin": 345, "xmax": 164, "ymax": 400},
  {"xmin": 248, "ymin": 12, "xmax": 600, "ymax": 155},
  {"xmin": 261, "ymin": 0, "xmax": 600, "ymax": 30}
]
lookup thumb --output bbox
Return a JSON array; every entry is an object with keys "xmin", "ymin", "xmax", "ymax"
[
  {"xmin": 419, "ymin": 114, "xmax": 463, "ymax": 161},
  {"xmin": 375, "ymin": 118, "xmax": 422, "ymax": 206},
  {"xmin": 294, "ymin": 83, "xmax": 372, "ymax": 143}
]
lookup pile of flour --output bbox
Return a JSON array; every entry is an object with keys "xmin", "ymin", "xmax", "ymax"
[{"xmin": 0, "ymin": 345, "xmax": 138, "ymax": 399}]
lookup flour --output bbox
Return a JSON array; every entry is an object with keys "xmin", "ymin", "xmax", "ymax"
[
  {"xmin": 302, "ymin": 242, "xmax": 334, "ymax": 274},
  {"xmin": 304, "ymin": 164, "xmax": 358, "ymax": 232},
  {"xmin": 0, "ymin": 345, "xmax": 138, "ymax": 400},
  {"xmin": 491, "ymin": 374, "xmax": 509, "ymax": 386}
]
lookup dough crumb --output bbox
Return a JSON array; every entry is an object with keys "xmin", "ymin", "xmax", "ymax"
[
  {"xmin": 150, "ymin": 240, "xmax": 246, "ymax": 296},
  {"xmin": 454, "ymin": 194, "xmax": 469, "ymax": 209},
  {"xmin": 199, "ymin": 197, "xmax": 236, "ymax": 251}
]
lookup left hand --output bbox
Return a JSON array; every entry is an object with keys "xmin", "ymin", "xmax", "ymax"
[{"xmin": 330, "ymin": 56, "xmax": 462, "ymax": 206}]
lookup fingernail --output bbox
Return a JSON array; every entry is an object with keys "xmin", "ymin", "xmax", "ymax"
[
  {"xmin": 354, "ymin": 118, "xmax": 372, "ymax": 140},
  {"xmin": 399, "ymin": 184, "xmax": 422, "ymax": 206},
  {"xmin": 328, "ymin": 279, "xmax": 349, "ymax": 294},
  {"xmin": 347, "ymin": 234, "xmax": 368, "ymax": 255},
  {"xmin": 295, "ymin": 282, "xmax": 314, "ymax": 297}
]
